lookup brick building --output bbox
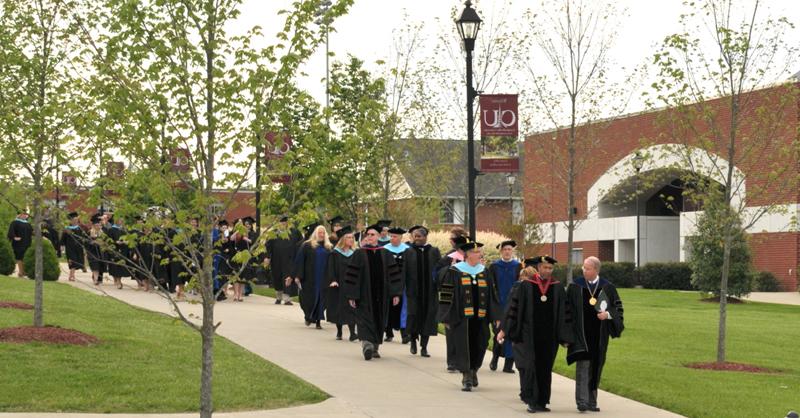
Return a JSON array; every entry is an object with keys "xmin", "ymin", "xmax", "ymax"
[{"xmin": 524, "ymin": 82, "xmax": 800, "ymax": 291}]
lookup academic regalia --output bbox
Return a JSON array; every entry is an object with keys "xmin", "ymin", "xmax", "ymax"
[
  {"xmin": 86, "ymin": 226, "xmax": 106, "ymax": 273},
  {"xmin": 435, "ymin": 250, "xmax": 464, "ymax": 370},
  {"xmin": 233, "ymin": 230, "xmax": 258, "ymax": 283},
  {"xmin": 503, "ymin": 277, "xmax": 570, "ymax": 410},
  {"xmin": 43, "ymin": 222, "xmax": 61, "ymax": 258},
  {"xmin": 7, "ymin": 217, "xmax": 33, "ymax": 261},
  {"xmin": 135, "ymin": 229, "xmax": 165, "ymax": 284},
  {"xmin": 436, "ymin": 260, "xmax": 501, "ymax": 389},
  {"xmin": 296, "ymin": 241, "xmax": 330, "ymax": 323},
  {"xmin": 404, "ymin": 243, "xmax": 441, "ymax": 344},
  {"xmin": 324, "ymin": 248, "xmax": 355, "ymax": 326},
  {"xmin": 566, "ymin": 277, "xmax": 624, "ymax": 411},
  {"xmin": 488, "ymin": 259, "xmax": 522, "ymax": 363},
  {"xmin": 61, "ymin": 225, "xmax": 87, "ymax": 270},
  {"xmin": 342, "ymin": 245, "xmax": 404, "ymax": 359},
  {"xmin": 106, "ymin": 223, "xmax": 131, "ymax": 278},
  {"xmin": 383, "ymin": 242, "xmax": 409, "ymax": 339},
  {"xmin": 266, "ymin": 227, "xmax": 302, "ymax": 295}
]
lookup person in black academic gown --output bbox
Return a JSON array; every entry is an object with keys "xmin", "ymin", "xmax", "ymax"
[
  {"xmin": 327, "ymin": 215, "xmax": 344, "ymax": 246},
  {"xmin": 42, "ymin": 218, "xmax": 61, "ymax": 258},
  {"xmin": 7, "ymin": 210, "xmax": 33, "ymax": 277},
  {"xmin": 382, "ymin": 226, "xmax": 409, "ymax": 343},
  {"xmin": 437, "ymin": 239, "xmax": 502, "ymax": 392},
  {"xmin": 434, "ymin": 227, "xmax": 469, "ymax": 372},
  {"xmin": 342, "ymin": 224, "xmax": 403, "ymax": 361},
  {"xmin": 497, "ymin": 256, "xmax": 570, "ymax": 413},
  {"xmin": 324, "ymin": 226, "xmax": 357, "ymax": 340},
  {"xmin": 61, "ymin": 212, "xmax": 87, "ymax": 282},
  {"xmin": 265, "ymin": 217, "xmax": 301, "ymax": 305},
  {"xmin": 566, "ymin": 256, "xmax": 624, "ymax": 413},
  {"xmin": 296, "ymin": 225, "xmax": 332, "ymax": 328},
  {"xmin": 404, "ymin": 225, "xmax": 441, "ymax": 357},
  {"xmin": 105, "ymin": 215, "xmax": 131, "ymax": 289},
  {"xmin": 215, "ymin": 220, "xmax": 235, "ymax": 301},
  {"xmin": 230, "ymin": 217, "xmax": 257, "ymax": 302},
  {"xmin": 86, "ymin": 214, "xmax": 106, "ymax": 285},
  {"xmin": 488, "ymin": 240, "xmax": 522, "ymax": 373}
]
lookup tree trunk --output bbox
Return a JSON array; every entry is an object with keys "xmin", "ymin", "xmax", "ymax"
[
  {"xmin": 199, "ymin": 279, "xmax": 215, "ymax": 418},
  {"xmin": 716, "ymin": 230, "xmax": 733, "ymax": 363},
  {"xmin": 32, "ymin": 192, "xmax": 44, "ymax": 328},
  {"xmin": 566, "ymin": 102, "xmax": 577, "ymax": 284}
]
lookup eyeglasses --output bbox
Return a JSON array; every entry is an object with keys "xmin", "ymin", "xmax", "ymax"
[{"xmin": 367, "ymin": 232, "xmax": 378, "ymax": 236}]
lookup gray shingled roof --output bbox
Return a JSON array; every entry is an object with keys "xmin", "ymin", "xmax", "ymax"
[{"xmin": 396, "ymin": 138, "xmax": 522, "ymax": 200}]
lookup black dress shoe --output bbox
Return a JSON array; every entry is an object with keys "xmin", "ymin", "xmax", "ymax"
[
  {"xmin": 489, "ymin": 355, "xmax": 499, "ymax": 371},
  {"xmin": 384, "ymin": 336, "xmax": 393, "ymax": 342},
  {"xmin": 526, "ymin": 404, "xmax": 537, "ymax": 413},
  {"xmin": 420, "ymin": 347, "xmax": 430, "ymax": 357},
  {"xmin": 336, "ymin": 335, "xmax": 342, "ymax": 340},
  {"xmin": 349, "ymin": 334, "xmax": 358, "ymax": 342},
  {"xmin": 363, "ymin": 347, "xmax": 373, "ymax": 361},
  {"xmin": 274, "ymin": 299, "xmax": 282, "ymax": 304},
  {"xmin": 471, "ymin": 370, "xmax": 479, "ymax": 387},
  {"xmin": 410, "ymin": 339, "xmax": 418, "ymax": 355},
  {"xmin": 503, "ymin": 358, "xmax": 515, "ymax": 373},
  {"xmin": 284, "ymin": 301, "xmax": 293, "ymax": 305},
  {"xmin": 577, "ymin": 405, "xmax": 588, "ymax": 412},
  {"xmin": 401, "ymin": 335, "xmax": 410, "ymax": 344},
  {"xmin": 373, "ymin": 351, "xmax": 381, "ymax": 359},
  {"xmin": 536, "ymin": 405, "xmax": 551, "ymax": 412},
  {"xmin": 447, "ymin": 365, "xmax": 457, "ymax": 373},
  {"xmin": 588, "ymin": 407, "xmax": 600, "ymax": 412},
  {"xmin": 305, "ymin": 320, "xmax": 311, "ymax": 326}
]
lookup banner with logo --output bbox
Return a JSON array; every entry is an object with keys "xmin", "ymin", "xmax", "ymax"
[
  {"xmin": 170, "ymin": 148, "xmax": 191, "ymax": 172},
  {"xmin": 265, "ymin": 132, "xmax": 293, "ymax": 183},
  {"xmin": 479, "ymin": 94, "xmax": 519, "ymax": 172}
]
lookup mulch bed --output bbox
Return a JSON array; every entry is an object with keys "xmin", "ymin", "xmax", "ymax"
[
  {"xmin": 685, "ymin": 361, "xmax": 779, "ymax": 374},
  {"xmin": 699, "ymin": 296, "xmax": 745, "ymax": 304},
  {"xmin": 0, "ymin": 301, "xmax": 34, "ymax": 310},
  {"xmin": 0, "ymin": 326, "xmax": 99, "ymax": 346}
]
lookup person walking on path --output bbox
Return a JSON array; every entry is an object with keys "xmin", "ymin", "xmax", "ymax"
[{"xmin": 325, "ymin": 225, "xmax": 357, "ymax": 340}]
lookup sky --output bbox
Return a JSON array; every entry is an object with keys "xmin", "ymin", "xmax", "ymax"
[{"xmin": 238, "ymin": 0, "xmax": 800, "ymax": 120}]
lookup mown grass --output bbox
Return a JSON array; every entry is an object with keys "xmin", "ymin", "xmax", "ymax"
[
  {"xmin": 551, "ymin": 288, "xmax": 800, "ymax": 418},
  {"xmin": 0, "ymin": 276, "xmax": 327, "ymax": 413}
]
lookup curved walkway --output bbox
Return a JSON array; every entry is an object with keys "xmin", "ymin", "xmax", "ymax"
[{"xmin": 2, "ymin": 268, "xmax": 684, "ymax": 418}]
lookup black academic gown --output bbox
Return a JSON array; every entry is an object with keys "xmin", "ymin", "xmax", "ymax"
[
  {"xmin": 7, "ymin": 219, "xmax": 33, "ymax": 261},
  {"xmin": 385, "ymin": 246, "xmax": 406, "ymax": 331},
  {"xmin": 436, "ymin": 264, "xmax": 502, "ymax": 373},
  {"xmin": 44, "ymin": 223, "xmax": 61, "ymax": 258},
  {"xmin": 86, "ymin": 228, "xmax": 106, "ymax": 273},
  {"xmin": 404, "ymin": 244, "xmax": 441, "ymax": 337},
  {"xmin": 296, "ymin": 242, "xmax": 330, "ymax": 322},
  {"xmin": 565, "ymin": 277, "xmax": 624, "ymax": 391},
  {"xmin": 61, "ymin": 226, "xmax": 87, "ymax": 269},
  {"xmin": 266, "ymin": 228, "xmax": 301, "ymax": 293},
  {"xmin": 106, "ymin": 225, "xmax": 131, "ymax": 278},
  {"xmin": 342, "ymin": 246, "xmax": 404, "ymax": 346},
  {"xmin": 325, "ymin": 249, "xmax": 354, "ymax": 325},
  {"xmin": 504, "ymin": 278, "xmax": 571, "ymax": 406}
]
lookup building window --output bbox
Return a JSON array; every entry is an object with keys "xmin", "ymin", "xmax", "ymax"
[
  {"xmin": 440, "ymin": 199, "xmax": 466, "ymax": 224},
  {"xmin": 571, "ymin": 248, "xmax": 584, "ymax": 265}
]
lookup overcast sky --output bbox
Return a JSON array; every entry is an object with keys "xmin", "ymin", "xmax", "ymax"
[{"xmin": 239, "ymin": 0, "xmax": 800, "ymax": 117}]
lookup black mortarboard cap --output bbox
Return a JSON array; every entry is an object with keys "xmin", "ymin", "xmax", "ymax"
[
  {"xmin": 338, "ymin": 225, "xmax": 353, "ymax": 236},
  {"xmin": 452, "ymin": 235, "xmax": 469, "ymax": 247},
  {"xmin": 496, "ymin": 240, "xmax": 517, "ymax": 249},
  {"xmin": 328, "ymin": 215, "xmax": 344, "ymax": 225},
  {"xmin": 218, "ymin": 219, "xmax": 229, "ymax": 227},
  {"xmin": 524, "ymin": 255, "xmax": 558, "ymax": 268},
  {"xmin": 91, "ymin": 213, "xmax": 102, "ymax": 224},
  {"xmin": 303, "ymin": 222, "xmax": 320, "ymax": 233},
  {"xmin": 242, "ymin": 216, "xmax": 255, "ymax": 224},
  {"xmin": 67, "ymin": 212, "xmax": 79, "ymax": 219},
  {"xmin": 365, "ymin": 224, "xmax": 382, "ymax": 233},
  {"xmin": 388, "ymin": 227, "xmax": 406, "ymax": 235},
  {"xmin": 377, "ymin": 219, "xmax": 392, "ymax": 228},
  {"xmin": 458, "ymin": 238, "xmax": 484, "ymax": 252}
]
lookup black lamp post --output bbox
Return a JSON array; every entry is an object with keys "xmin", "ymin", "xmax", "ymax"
[
  {"xmin": 632, "ymin": 152, "xmax": 644, "ymax": 269},
  {"xmin": 316, "ymin": 0, "xmax": 333, "ymax": 138},
  {"xmin": 456, "ymin": 0, "xmax": 481, "ymax": 240},
  {"xmin": 506, "ymin": 173, "xmax": 516, "ymax": 223}
]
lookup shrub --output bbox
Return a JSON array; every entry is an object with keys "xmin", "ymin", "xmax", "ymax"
[
  {"xmin": 23, "ymin": 239, "xmax": 61, "ymax": 281},
  {"xmin": 552, "ymin": 264, "xmax": 582, "ymax": 282},
  {"xmin": 687, "ymin": 206, "xmax": 752, "ymax": 298},
  {"xmin": 0, "ymin": 238, "xmax": 15, "ymax": 275},
  {"xmin": 600, "ymin": 262, "xmax": 636, "ymax": 288},
  {"xmin": 639, "ymin": 262, "xmax": 694, "ymax": 290},
  {"xmin": 750, "ymin": 271, "xmax": 780, "ymax": 292}
]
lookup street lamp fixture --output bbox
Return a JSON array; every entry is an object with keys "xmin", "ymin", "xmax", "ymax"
[{"xmin": 456, "ymin": 0, "xmax": 482, "ymax": 240}]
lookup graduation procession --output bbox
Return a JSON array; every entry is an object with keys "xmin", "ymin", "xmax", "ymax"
[{"xmin": 6, "ymin": 210, "xmax": 625, "ymax": 415}]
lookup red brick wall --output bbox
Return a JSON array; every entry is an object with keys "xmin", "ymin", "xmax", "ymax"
[{"xmin": 750, "ymin": 232, "xmax": 799, "ymax": 291}]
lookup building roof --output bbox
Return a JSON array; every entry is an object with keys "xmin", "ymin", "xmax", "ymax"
[{"xmin": 395, "ymin": 138, "xmax": 522, "ymax": 200}]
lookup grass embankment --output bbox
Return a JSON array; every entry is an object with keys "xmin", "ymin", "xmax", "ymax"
[
  {"xmin": 0, "ymin": 276, "xmax": 327, "ymax": 413},
  {"xmin": 552, "ymin": 288, "xmax": 799, "ymax": 418}
]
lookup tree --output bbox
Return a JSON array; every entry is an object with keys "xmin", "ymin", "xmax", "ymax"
[
  {"xmin": 650, "ymin": 0, "xmax": 800, "ymax": 362},
  {"xmin": 0, "ymin": 0, "xmax": 82, "ymax": 327},
  {"xmin": 519, "ymin": 0, "xmax": 633, "ymax": 282},
  {"xmin": 75, "ymin": 1, "xmax": 352, "ymax": 416}
]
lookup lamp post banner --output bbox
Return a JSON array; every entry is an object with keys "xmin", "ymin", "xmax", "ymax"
[{"xmin": 480, "ymin": 94, "xmax": 519, "ymax": 173}]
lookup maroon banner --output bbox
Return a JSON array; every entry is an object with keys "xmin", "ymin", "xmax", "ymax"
[
  {"xmin": 62, "ymin": 172, "xmax": 78, "ymax": 187},
  {"xmin": 270, "ymin": 174, "xmax": 292, "ymax": 184},
  {"xmin": 170, "ymin": 148, "xmax": 191, "ymax": 172},
  {"xmin": 480, "ymin": 158, "xmax": 520, "ymax": 172},
  {"xmin": 480, "ymin": 94, "xmax": 518, "ymax": 137},
  {"xmin": 265, "ymin": 132, "xmax": 293, "ymax": 160},
  {"xmin": 106, "ymin": 161, "xmax": 125, "ymax": 179}
]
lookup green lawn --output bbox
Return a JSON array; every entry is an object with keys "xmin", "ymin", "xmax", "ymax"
[
  {"xmin": 252, "ymin": 285, "xmax": 298, "ymax": 302},
  {"xmin": 0, "ymin": 276, "xmax": 328, "ymax": 413},
  {"xmin": 551, "ymin": 289, "xmax": 800, "ymax": 418}
]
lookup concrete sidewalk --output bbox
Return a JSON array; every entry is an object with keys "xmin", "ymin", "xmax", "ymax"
[
  {"xmin": 744, "ymin": 291, "xmax": 800, "ymax": 306},
  {"xmin": 3, "ymin": 268, "xmax": 684, "ymax": 418}
]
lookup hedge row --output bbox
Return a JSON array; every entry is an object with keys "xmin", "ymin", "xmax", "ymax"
[{"xmin": 551, "ymin": 260, "xmax": 780, "ymax": 292}]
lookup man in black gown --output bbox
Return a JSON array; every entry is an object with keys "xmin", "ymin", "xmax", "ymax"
[
  {"xmin": 61, "ymin": 212, "xmax": 87, "ymax": 282},
  {"xmin": 265, "ymin": 216, "xmax": 302, "ymax": 305},
  {"xmin": 404, "ymin": 225, "xmax": 441, "ymax": 357},
  {"xmin": 7, "ymin": 210, "xmax": 33, "ymax": 277},
  {"xmin": 343, "ymin": 224, "xmax": 403, "ymax": 361},
  {"xmin": 566, "ymin": 256, "xmax": 624, "ymax": 413}
]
